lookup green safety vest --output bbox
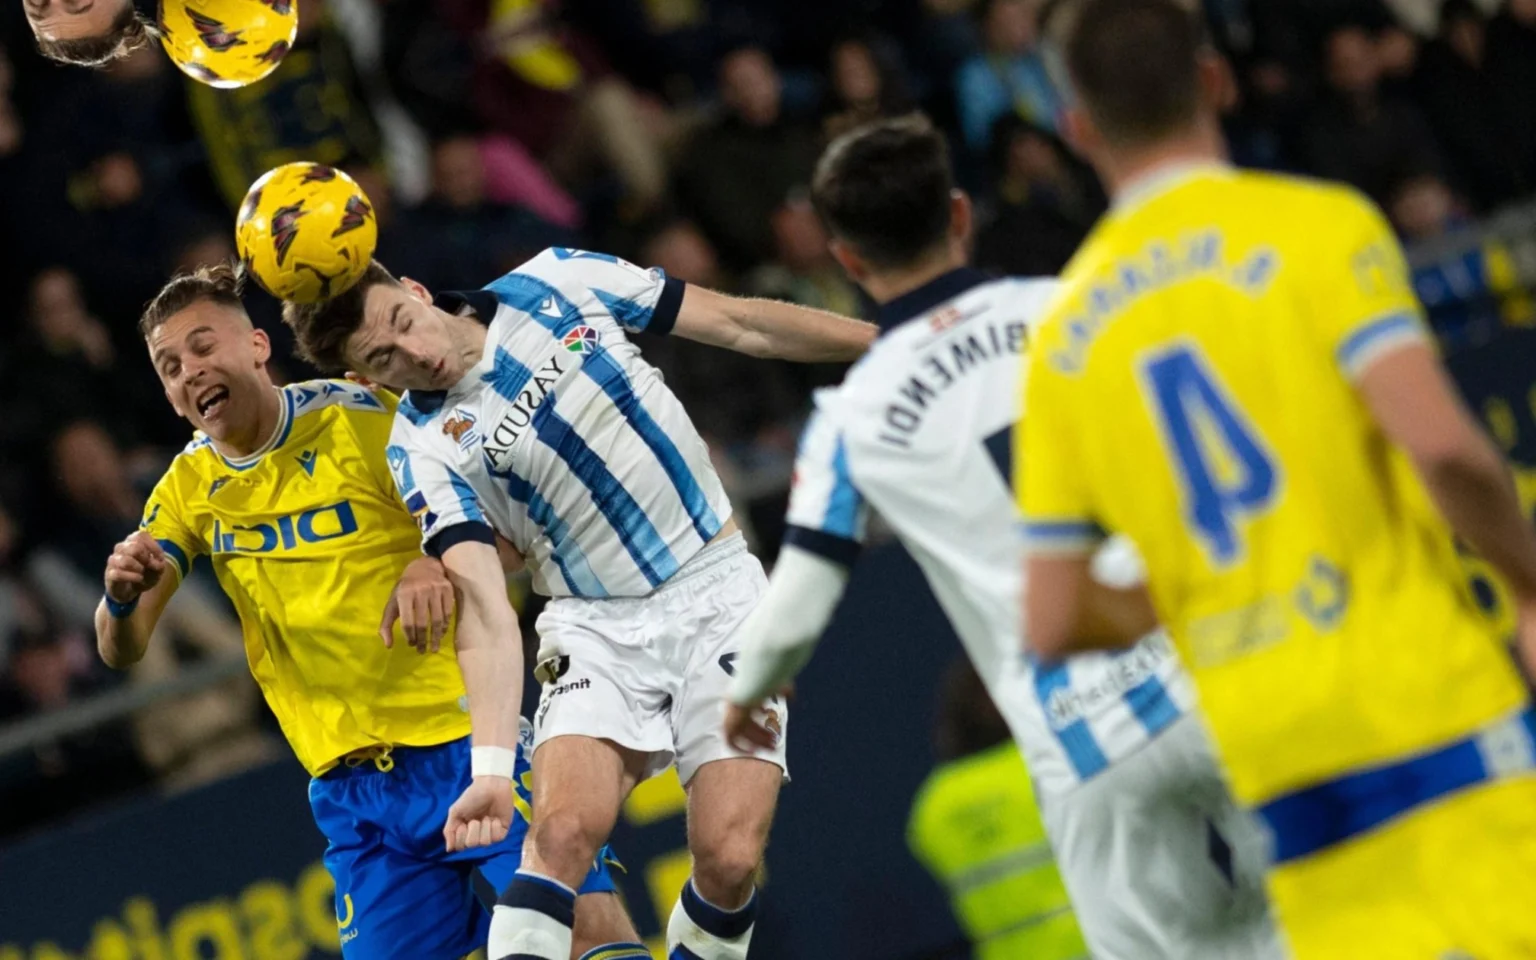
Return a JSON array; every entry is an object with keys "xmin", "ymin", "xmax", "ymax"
[{"xmin": 907, "ymin": 743, "xmax": 1089, "ymax": 960}]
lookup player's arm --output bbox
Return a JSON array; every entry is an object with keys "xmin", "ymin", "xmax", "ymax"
[
  {"xmin": 1024, "ymin": 555, "xmax": 1159, "ymax": 660},
  {"xmin": 725, "ymin": 410, "xmax": 867, "ymax": 749},
  {"xmin": 96, "ymin": 531, "xmax": 181, "ymax": 668},
  {"xmin": 672, "ymin": 285, "xmax": 876, "ymax": 362}
]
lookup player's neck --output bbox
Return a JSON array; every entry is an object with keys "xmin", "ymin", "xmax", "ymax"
[
  {"xmin": 444, "ymin": 310, "xmax": 489, "ymax": 385},
  {"xmin": 863, "ymin": 245, "xmax": 968, "ymax": 306},
  {"xmin": 211, "ymin": 383, "xmax": 282, "ymax": 460},
  {"xmin": 1101, "ymin": 123, "xmax": 1228, "ymax": 207}
]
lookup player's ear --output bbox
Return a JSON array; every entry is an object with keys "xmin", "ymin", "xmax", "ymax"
[
  {"xmin": 828, "ymin": 239, "xmax": 868, "ymax": 284},
  {"xmin": 1197, "ymin": 49, "xmax": 1232, "ymax": 113},
  {"xmin": 251, "ymin": 327, "xmax": 272, "ymax": 367},
  {"xmin": 400, "ymin": 276, "xmax": 432, "ymax": 304}
]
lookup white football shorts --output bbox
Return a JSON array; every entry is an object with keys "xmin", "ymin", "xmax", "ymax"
[
  {"xmin": 531, "ymin": 532, "xmax": 789, "ymax": 786},
  {"xmin": 1039, "ymin": 713, "xmax": 1287, "ymax": 960}
]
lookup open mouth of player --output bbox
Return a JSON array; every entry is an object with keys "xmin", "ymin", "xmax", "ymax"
[{"xmin": 196, "ymin": 385, "xmax": 231, "ymax": 420}]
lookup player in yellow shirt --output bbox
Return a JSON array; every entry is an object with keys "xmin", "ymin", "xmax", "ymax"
[
  {"xmin": 94, "ymin": 263, "xmax": 647, "ymax": 960},
  {"xmin": 1016, "ymin": 1, "xmax": 1536, "ymax": 957}
]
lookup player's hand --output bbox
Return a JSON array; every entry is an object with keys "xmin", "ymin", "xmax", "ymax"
[
  {"xmin": 381, "ymin": 556, "xmax": 455, "ymax": 653},
  {"xmin": 723, "ymin": 687, "xmax": 791, "ymax": 754},
  {"xmin": 443, "ymin": 776, "xmax": 515, "ymax": 852},
  {"xmin": 104, "ymin": 531, "xmax": 167, "ymax": 604}
]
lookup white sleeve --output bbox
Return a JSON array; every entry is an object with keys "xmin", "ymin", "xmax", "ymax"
[
  {"xmin": 726, "ymin": 546, "xmax": 851, "ymax": 705},
  {"xmin": 492, "ymin": 247, "xmax": 687, "ymax": 335},
  {"xmin": 385, "ymin": 418, "xmax": 495, "ymax": 556},
  {"xmin": 782, "ymin": 404, "xmax": 870, "ymax": 567}
]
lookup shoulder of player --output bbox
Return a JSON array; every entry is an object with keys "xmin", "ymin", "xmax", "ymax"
[
  {"xmin": 1227, "ymin": 169, "xmax": 1384, "ymax": 225},
  {"xmin": 284, "ymin": 379, "xmax": 395, "ymax": 420}
]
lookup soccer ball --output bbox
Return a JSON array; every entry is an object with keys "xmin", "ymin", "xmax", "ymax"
[
  {"xmin": 235, "ymin": 163, "xmax": 378, "ymax": 303},
  {"xmin": 158, "ymin": 0, "xmax": 297, "ymax": 89}
]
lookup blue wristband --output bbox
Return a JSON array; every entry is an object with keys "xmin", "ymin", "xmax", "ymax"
[{"xmin": 104, "ymin": 594, "xmax": 139, "ymax": 618}]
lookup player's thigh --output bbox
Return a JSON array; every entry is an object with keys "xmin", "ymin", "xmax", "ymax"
[
  {"xmin": 571, "ymin": 890, "xmax": 644, "ymax": 956},
  {"xmin": 1269, "ymin": 776, "xmax": 1536, "ymax": 960},
  {"xmin": 684, "ymin": 756, "xmax": 782, "ymax": 868},
  {"xmin": 526, "ymin": 735, "xmax": 648, "ymax": 871}
]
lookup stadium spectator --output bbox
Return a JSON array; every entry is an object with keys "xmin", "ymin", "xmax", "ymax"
[
  {"xmin": 1413, "ymin": 0, "xmax": 1530, "ymax": 209},
  {"xmin": 675, "ymin": 45, "xmax": 821, "ymax": 270},
  {"xmin": 1387, "ymin": 171, "xmax": 1470, "ymax": 243},
  {"xmin": 953, "ymin": 0, "xmax": 1061, "ymax": 154},
  {"xmin": 390, "ymin": 135, "xmax": 575, "ymax": 292},
  {"xmin": 745, "ymin": 190, "xmax": 863, "ymax": 317},
  {"xmin": 1300, "ymin": 23, "xmax": 1446, "ymax": 204},
  {"xmin": 974, "ymin": 116, "xmax": 1100, "ymax": 277},
  {"xmin": 821, "ymin": 36, "xmax": 917, "ymax": 141}
]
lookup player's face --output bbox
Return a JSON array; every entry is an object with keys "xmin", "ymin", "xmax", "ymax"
[
  {"xmin": 148, "ymin": 301, "xmax": 272, "ymax": 442},
  {"xmin": 347, "ymin": 279, "xmax": 472, "ymax": 392},
  {"xmin": 24, "ymin": 0, "xmax": 128, "ymax": 44}
]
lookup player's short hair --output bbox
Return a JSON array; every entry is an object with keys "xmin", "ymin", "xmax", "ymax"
[
  {"xmin": 34, "ymin": 7, "xmax": 152, "ymax": 68},
  {"xmin": 281, "ymin": 261, "xmax": 400, "ymax": 373},
  {"xmin": 810, "ymin": 114, "xmax": 955, "ymax": 270},
  {"xmin": 1056, "ymin": 0, "xmax": 1207, "ymax": 149},
  {"xmin": 140, "ymin": 261, "xmax": 248, "ymax": 338}
]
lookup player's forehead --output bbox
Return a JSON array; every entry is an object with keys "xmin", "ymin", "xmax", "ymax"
[
  {"xmin": 352, "ymin": 283, "xmax": 418, "ymax": 355},
  {"xmin": 146, "ymin": 300, "xmax": 244, "ymax": 355},
  {"xmin": 26, "ymin": 0, "xmax": 120, "ymax": 38}
]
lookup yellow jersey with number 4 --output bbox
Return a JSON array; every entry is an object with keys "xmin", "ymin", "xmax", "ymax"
[
  {"xmin": 1016, "ymin": 166, "xmax": 1528, "ymax": 808},
  {"xmin": 140, "ymin": 380, "xmax": 471, "ymax": 777}
]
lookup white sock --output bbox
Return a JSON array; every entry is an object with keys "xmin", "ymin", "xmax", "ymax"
[
  {"xmin": 666, "ymin": 878, "xmax": 757, "ymax": 960},
  {"xmin": 489, "ymin": 871, "xmax": 576, "ymax": 960}
]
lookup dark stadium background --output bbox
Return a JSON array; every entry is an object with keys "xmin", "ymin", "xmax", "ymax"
[{"xmin": 4, "ymin": 0, "xmax": 1536, "ymax": 956}]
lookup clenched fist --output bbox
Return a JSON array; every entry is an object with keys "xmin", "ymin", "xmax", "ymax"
[{"xmin": 104, "ymin": 531, "xmax": 167, "ymax": 605}]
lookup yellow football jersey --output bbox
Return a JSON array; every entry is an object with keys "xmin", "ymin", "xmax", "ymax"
[
  {"xmin": 141, "ymin": 380, "xmax": 471, "ymax": 777},
  {"xmin": 1017, "ymin": 165, "xmax": 1529, "ymax": 807}
]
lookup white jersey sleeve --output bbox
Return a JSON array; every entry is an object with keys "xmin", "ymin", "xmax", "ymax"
[
  {"xmin": 514, "ymin": 247, "xmax": 686, "ymax": 335},
  {"xmin": 385, "ymin": 414, "xmax": 496, "ymax": 556},
  {"xmin": 782, "ymin": 400, "xmax": 870, "ymax": 567}
]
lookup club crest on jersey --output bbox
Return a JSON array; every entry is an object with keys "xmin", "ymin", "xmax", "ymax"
[
  {"xmin": 189, "ymin": 9, "xmax": 245, "ymax": 51},
  {"xmin": 331, "ymin": 195, "xmax": 373, "ymax": 238},
  {"xmin": 562, "ymin": 326, "xmax": 599, "ymax": 355},
  {"xmin": 441, "ymin": 409, "xmax": 478, "ymax": 450},
  {"xmin": 270, "ymin": 202, "xmax": 306, "ymax": 266}
]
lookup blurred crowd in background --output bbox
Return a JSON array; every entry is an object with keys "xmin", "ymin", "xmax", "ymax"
[{"xmin": 3, "ymin": 0, "xmax": 1536, "ymax": 842}]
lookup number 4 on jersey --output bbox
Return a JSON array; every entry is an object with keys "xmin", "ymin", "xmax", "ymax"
[{"xmin": 1141, "ymin": 345, "xmax": 1280, "ymax": 566}]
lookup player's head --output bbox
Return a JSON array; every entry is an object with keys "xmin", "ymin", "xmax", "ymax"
[
  {"xmin": 810, "ymin": 114, "xmax": 970, "ymax": 288},
  {"xmin": 1045, "ymin": 0, "xmax": 1223, "ymax": 168},
  {"xmin": 140, "ymin": 262, "xmax": 273, "ymax": 444},
  {"xmin": 282, "ymin": 262, "xmax": 474, "ymax": 392},
  {"xmin": 26, "ymin": 0, "xmax": 152, "ymax": 68}
]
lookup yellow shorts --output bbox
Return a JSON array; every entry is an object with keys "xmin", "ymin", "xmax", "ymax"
[{"xmin": 1267, "ymin": 775, "xmax": 1536, "ymax": 959}]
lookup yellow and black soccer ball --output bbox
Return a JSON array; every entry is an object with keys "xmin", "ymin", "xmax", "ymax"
[
  {"xmin": 235, "ymin": 162, "xmax": 378, "ymax": 303},
  {"xmin": 159, "ymin": 0, "xmax": 297, "ymax": 89}
]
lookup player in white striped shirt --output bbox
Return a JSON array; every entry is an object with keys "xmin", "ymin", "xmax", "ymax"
[
  {"xmin": 723, "ymin": 117, "xmax": 1283, "ymax": 959},
  {"xmin": 284, "ymin": 251, "xmax": 874, "ymax": 960}
]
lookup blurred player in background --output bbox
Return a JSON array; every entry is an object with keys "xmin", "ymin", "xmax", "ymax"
[
  {"xmin": 22, "ymin": 0, "xmax": 151, "ymax": 68},
  {"xmin": 282, "ymin": 249, "xmax": 874, "ymax": 960},
  {"xmin": 1019, "ymin": 0, "xmax": 1536, "ymax": 956},
  {"xmin": 722, "ymin": 115, "xmax": 1279, "ymax": 960},
  {"xmin": 95, "ymin": 263, "xmax": 649, "ymax": 960}
]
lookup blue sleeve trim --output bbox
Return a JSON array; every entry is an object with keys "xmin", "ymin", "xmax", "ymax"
[
  {"xmin": 1021, "ymin": 520, "xmax": 1105, "ymax": 554},
  {"xmin": 1336, "ymin": 311, "xmax": 1425, "ymax": 377},
  {"xmin": 157, "ymin": 539, "xmax": 191, "ymax": 579},
  {"xmin": 425, "ymin": 521, "xmax": 496, "ymax": 559},
  {"xmin": 104, "ymin": 594, "xmax": 139, "ymax": 618},
  {"xmin": 648, "ymin": 276, "xmax": 685, "ymax": 337},
  {"xmin": 784, "ymin": 525, "xmax": 862, "ymax": 567}
]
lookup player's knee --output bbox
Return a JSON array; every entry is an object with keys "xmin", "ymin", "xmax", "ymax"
[
  {"xmin": 691, "ymin": 830, "xmax": 764, "ymax": 894},
  {"xmin": 529, "ymin": 807, "xmax": 604, "ymax": 874}
]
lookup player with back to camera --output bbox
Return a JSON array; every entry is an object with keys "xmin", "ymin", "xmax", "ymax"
[
  {"xmin": 722, "ymin": 114, "xmax": 1283, "ymax": 960},
  {"xmin": 1018, "ymin": 0, "xmax": 1536, "ymax": 955},
  {"xmin": 97, "ymin": 263, "xmax": 652, "ymax": 960},
  {"xmin": 281, "ymin": 248, "xmax": 876, "ymax": 960}
]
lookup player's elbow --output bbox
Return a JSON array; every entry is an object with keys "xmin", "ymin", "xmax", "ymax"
[
  {"xmin": 1024, "ymin": 627, "xmax": 1075, "ymax": 662},
  {"xmin": 97, "ymin": 631, "xmax": 144, "ymax": 670}
]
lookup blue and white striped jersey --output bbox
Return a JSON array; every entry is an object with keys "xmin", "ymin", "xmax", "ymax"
[
  {"xmin": 386, "ymin": 248, "xmax": 730, "ymax": 599},
  {"xmin": 784, "ymin": 268, "xmax": 1195, "ymax": 795}
]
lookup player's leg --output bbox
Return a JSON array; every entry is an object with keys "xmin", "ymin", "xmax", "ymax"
[
  {"xmin": 489, "ymin": 735, "xmax": 649, "ymax": 960},
  {"xmin": 571, "ymin": 891, "xmax": 650, "ymax": 960},
  {"xmin": 663, "ymin": 541, "xmax": 787, "ymax": 959},
  {"xmin": 667, "ymin": 757, "xmax": 782, "ymax": 960}
]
